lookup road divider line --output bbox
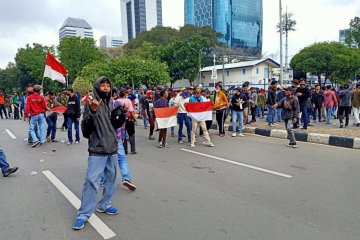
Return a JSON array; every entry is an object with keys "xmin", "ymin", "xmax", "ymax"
[
  {"xmin": 5, "ymin": 129, "xmax": 16, "ymax": 139},
  {"xmin": 181, "ymin": 149, "xmax": 293, "ymax": 179},
  {"xmin": 42, "ymin": 170, "xmax": 116, "ymax": 239}
]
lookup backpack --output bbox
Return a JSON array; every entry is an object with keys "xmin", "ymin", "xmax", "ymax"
[{"xmin": 110, "ymin": 105, "xmax": 127, "ymax": 130}]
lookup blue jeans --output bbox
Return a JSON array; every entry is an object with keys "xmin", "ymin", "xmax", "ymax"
[
  {"xmin": 67, "ymin": 117, "xmax": 80, "ymax": 142},
  {"xmin": 46, "ymin": 113, "xmax": 57, "ymax": 140},
  {"xmin": 276, "ymin": 108, "xmax": 282, "ymax": 122},
  {"xmin": 266, "ymin": 104, "xmax": 275, "ymax": 125},
  {"xmin": 326, "ymin": 107, "xmax": 332, "ymax": 123},
  {"xmin": 0, "ymin": 149, "xmax": 10, "ymax": 174},
  {"xmin": 256, "ymin": 106, "xmax": 264, "ymax": 117},
  {"xmin": 142, "ymin": 110, "xmax": 149, "ymax": 127},
  {"xmin": 232, "ymin": 111, "xmax": 244, "ymax": 133},
  {"xmin": 76, "ymin": 154, "xmax": 118, "ymax": 221},
  {"xmin": 29, "ymin": 113, "xmax": 46, "ymax": 144},
  {"xmin": 28, "ymin": 122, "xmax": 39, "ymax": 144},
  {"xmin": 117, "ymin": 140, "xmax": 131, "ymax": 181},
  {"xmin": 300, "ymin": 102, "xmax": 309, "ymax": 128},
  {"xmin": 177, "ymin": 113, "xmax": 191, "ymax": 142}
]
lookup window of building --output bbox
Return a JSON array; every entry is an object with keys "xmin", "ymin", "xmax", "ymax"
[
  {"xmin": 256, "ymin": 68, "xmax": 259, "ymax": 75},
  {"xmin": 243, "ymin": 69, "xmax": 246, "ymax": 75},
  {"xmin": 227, "ymin": 70, "xmax": 230, "ymax": 76}
]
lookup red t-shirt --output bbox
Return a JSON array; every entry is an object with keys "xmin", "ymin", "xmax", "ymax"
[{"xmin": 25, "ymin": 94, "xmax": 47, "ymax": 117}]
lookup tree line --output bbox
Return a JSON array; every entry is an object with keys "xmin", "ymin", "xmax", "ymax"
[{"xmin": 0, "ymin": 25, "xmax": 223, "ymax": 94}]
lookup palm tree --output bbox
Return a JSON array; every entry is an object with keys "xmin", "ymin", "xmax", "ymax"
[{"xmin": 277, "ymin": 9, "xmax": 297, "ymax": 70}]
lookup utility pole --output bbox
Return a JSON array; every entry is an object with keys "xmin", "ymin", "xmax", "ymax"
[
  {"xmin": 284, "ymin": 6, "xmax": 289, "ymax": 72},
  {"xmin": 279, "ymin": 0, "xmax": 284, "ymax": 86}
]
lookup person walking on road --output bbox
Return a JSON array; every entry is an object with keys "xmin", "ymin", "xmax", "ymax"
[
  {"xmin": 45, "ymin": 92, "xmax": 61, "ymax": 142},
  {"xmin": 273, "ymin": 87, "xmax": 300, "ymax": 148},
  {"xmin": 266, "ymin": 80, "xmax": 278, "ymax": 127},
  {"xmin": 324, "ymin": 85, "xmax": 338, "ymax": 124},
  {"xmin": 175, "ymin": 89, "xmax": 191, "ymax": 144},
  {"xmin": 338, "ymin": 84, "xmax": 352, "ymax": 128},
  {"xmin": 65, "ymin": 88, "xmax": 81, "ymax": 145},
  {"xmin": 352, "ymin": 84, "xmax": 360, "ymax": 127},
  {"xmin": 231, "ymin": 87, "xmax": 248, "ymax": 137},
  {"xmin": 0, "ymin": 92, "xmax": 8, "ymax": 119},
  {"xmin": 311, "ymin": 85, "xmax": 324, "ymax": 123},
  {"xmin": 143, "ymin": 90, "xmax": 156, "ymax": 140},
  {"xmin": 0, "ymin": 148, "xmax": 18, "ymax": 177},
  {"xmin": 25, "ymin": 85, "xmax": 47, "ymax": 148},
  {"xmin": 73, "ymin": 76, "xmax": 119, "ymax": 230},
  {"xmin": 188, "ymin": 87, "xmax": 215, "ymax": 148},
  {"xmin": 295, "ymin": 78, "xmax": 311, "ymax": 130},
  {"xmin": 213, "ymin": 83, "xmax": 228, "ymax": 137},
  {"xmin": 154, "ymin": 89, "xmax": 169, "ymax": 148}
]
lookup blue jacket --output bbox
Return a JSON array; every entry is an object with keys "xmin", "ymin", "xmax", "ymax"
[{"xmin": 189, "ymin": 95, "xmax": 205, "ymax": 103}]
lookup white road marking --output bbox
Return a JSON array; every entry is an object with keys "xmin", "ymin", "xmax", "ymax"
[
  {"xmin": 181, "ymin": 149, "xmax": 293, "ymax": 179},
  {"xmin": 5, "ymin": 129, "xmax": 16, "ymax": 139},
  {"xmin": 42, "ymin": 170, "xmax": 116, "ymax": 239}
]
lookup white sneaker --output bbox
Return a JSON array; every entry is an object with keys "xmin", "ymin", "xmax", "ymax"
[
  {"xmin": 231, "ymin": 132, "xmax": 237, "ymax": 137},
  {"xmin": 75, "ymin": 141, "xmax": 79, "ymax": 144},
  {"xmin": 238, "ymin": 133, "xmax": 245, "ymax": 137},
  {"xmin": 207, "ymin": 142, "xmax": 215, "ymax": 147},
  {"xmin": 179, "ymin": 140, "xmax": 183, "ymax": 144},
  {"xmin": 190, "ymin": 144, "xmax": 195, "ymax": 148}
]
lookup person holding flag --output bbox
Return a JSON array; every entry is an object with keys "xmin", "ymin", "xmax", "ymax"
[
  {"xmin": 154, "ymin": 89, "xmax": 180, "ymax": 149},
  {"xmin": 187, "ymin": 87, "xmax": 215, "ymax": 148},
  {"xmin": 45, "ymin": 92, "xmax": 63, "ymax": 142}
]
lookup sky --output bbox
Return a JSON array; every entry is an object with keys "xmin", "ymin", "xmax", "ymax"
[{"xmin": 0, "ymin": 0, "xmax": 359, "ymax": 69}]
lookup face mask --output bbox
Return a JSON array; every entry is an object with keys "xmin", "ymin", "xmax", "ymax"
[
  {"xmin": 99, "ymin": 91, "xmax": 110, "ymax": 99},
  {"xmin": 300, "ymin": 84, "xmax": 305, "ymax": 88}
]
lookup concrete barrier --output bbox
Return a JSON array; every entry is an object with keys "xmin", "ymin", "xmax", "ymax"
[{"xmin": 307, "ymin": 133, "xmax": 330, "ymax": 145}]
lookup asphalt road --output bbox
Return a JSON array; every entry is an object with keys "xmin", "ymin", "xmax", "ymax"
[{"xmin": 0, "ymin": 118, "xmax": 359, "ymax": 240}]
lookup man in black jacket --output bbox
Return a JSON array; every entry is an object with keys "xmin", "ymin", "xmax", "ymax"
[
  {"xmin": 266, "ymin": 80, "xmax": 278, "ymax": 127},
  {"xmin": 73, "ymin": 77, "xmax": 119, "ymax": 230},
  {"xmin": 311, "ymin": 85, "xmax": 324, "ymax": 123},
  {"xmin": 295, "ymin": 78, "xmax": 311, "ymax": 129},
  {"xmin": 65, "ymin": 88, "xmax": 81, "ymax": 144}
]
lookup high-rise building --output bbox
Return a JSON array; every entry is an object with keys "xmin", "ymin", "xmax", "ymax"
[
  {"xmin": 99, "ymin": 35, "xmax": 124, "ymax": 48},
  {"xmin": 120, "ymin": 0, "xmax": 162, "ymax": 43},
  {"xmin": 340, "ymin": 28, "xmax": 358, "ymax": 48},
  {"xmin": 59, "ymin": 17, "xmax": 94, "ymax": 40},
  {"xmin": 184, "ymin": 0, "xmax": 263, "ymax": 54}
]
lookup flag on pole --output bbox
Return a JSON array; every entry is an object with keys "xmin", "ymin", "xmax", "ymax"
[
  {"xmin": 185, "ymin": 102, "xmax": 213, "ymax": 121},
  {"xmin": 154, "ymin": 106, "xmax": 179, "ymax": 129},
  {"xmin": 43, "ymin": 53, "xmax": 68, "ymax": 83}
]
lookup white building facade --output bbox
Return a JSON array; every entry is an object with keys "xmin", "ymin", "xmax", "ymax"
[
  {"xmin": 120, "ymin": 0, "xmax": 162, "ymax": 43},
  {"xmin": 200, "ymin": 58, "xmax": 280, "ymax": 90},
  {"xmin": 59, "ymin": 17, "xmax": 93, "ymax": 40},
  {"xmin": 99, "ymin": 35, "xmax": 124, "ymax": 48}
]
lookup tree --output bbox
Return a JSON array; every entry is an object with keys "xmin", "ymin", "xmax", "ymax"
[
  {"xmin": 290, "ymin": 42, "xmax": 350, "ymax": 87},
  {"xmin": 109, "ymin": 56, "xmax": 170, "ymax": 88},
  {"xmin": 79, "ymin": 61, "xmax": 112, "ymax": 84},
  {"xmin": 15, "ymin": 43, "xmax": 55, "ymax": 87},
  {"xmin": 331, "ymin": 48, "xmax": 360, "ymax": 85},
  {"xmin": 0, "ymin": 63, "xmax": 20, "ymax": 92},
  {"xmin": 277, "ymin": 11, "xmax": 296, "ymax": 69},
  {"xmin": 345, "ymin": 16, "xmax": 360, "ymax": 47},
  {"xmin": 58, "ymin": 37, "xmax": 105, "ymax": 83},
  {"xmin": 72, "ymin": 77, "xmax": 93, "ymax": 96}
]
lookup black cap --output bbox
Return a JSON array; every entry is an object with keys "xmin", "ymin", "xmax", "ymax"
[
  {"xmin": 283, "ymin": 86, "xmax": 292, "ymax": 91},
  {"xmin": 270, "ymin": 80, "xmax": 278, "ymax": 85}
]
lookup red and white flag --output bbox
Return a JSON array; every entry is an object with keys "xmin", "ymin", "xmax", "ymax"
[
  {"xmin": 43, "ymin": 53, "xmax": 68, "ymax": 83},
  {"xmin": 154, "ymin": 106, "xmax": 179, "ymax": 129},
  {"xmin": 185, "ymin": 102, "xmax": 213, "ymax": 122}
]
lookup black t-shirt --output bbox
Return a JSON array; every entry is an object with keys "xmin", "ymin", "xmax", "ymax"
[{"xmin": 231, "ymin": 93, "xmax": 248, "ymax": 111}]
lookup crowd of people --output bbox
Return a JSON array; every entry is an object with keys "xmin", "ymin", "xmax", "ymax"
[{"xmin": 1, "ymin": 76, "xmax": 360, "ymax": 230}]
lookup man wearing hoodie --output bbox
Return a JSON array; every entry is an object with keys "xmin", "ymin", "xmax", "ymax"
[
  {"xmin": 73, "ymin": 77, "xmax": 119, "ymax": 230},
  {"xmin": 352, "ymin": 84, "xmax": 360, "ymax": 127},
  {"xmin": 273, "ymin": 87, "xmax": 300, "ymax": 148},
  {"xmin": 323, "ymin": 85, "xmax": 338, "ymax": 124},
  {"xmin": 338, "ymin": 84, "xmax": 352, "ymax": 128}
]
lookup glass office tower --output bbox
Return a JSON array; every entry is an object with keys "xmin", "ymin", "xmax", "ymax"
[{"xmin": 185, "ymin": 0, "xmax": 263, "ymax": 53}]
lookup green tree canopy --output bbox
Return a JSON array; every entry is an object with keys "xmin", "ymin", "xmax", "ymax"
[
  {"xmin": 72, "ymin": 76, "xmax": 93, "ymax": 96},
  {"xmin": 79, "ymin": 61, "xmax": 112, "ymax": 84},
  {"xmin": 290, "ymin": 42, "xmax": 350, "ymax": 86},
  {"xmin": 345, "ymin": 16, "xmax": 360, "ymax": 47},
  {"xmin": 15, "ymin": 43, "xmax": 55, "ymax": 86},
  {"xmin": 109, "ymin": 56, "xmax": 170, "ymax": 88},
  {"xmin": 0, "ymin": 63, "xmax": 21, "ymax": 92},
  {"xmin": 58, "ymin": 37, "xmax": 105, "ymax": 83}
]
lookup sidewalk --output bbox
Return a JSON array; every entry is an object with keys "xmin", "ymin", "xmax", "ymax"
[{"xmin": 211, "ymin": 115, "xmax": 360, "ymax": 149}]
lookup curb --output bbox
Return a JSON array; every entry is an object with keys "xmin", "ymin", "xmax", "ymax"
[{"xmin": 210, "ymin": 124, "xmax": 360, "ymax": 149}]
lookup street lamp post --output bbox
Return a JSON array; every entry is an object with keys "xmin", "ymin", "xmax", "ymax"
[{"xmin": 279, "ymin": 0, "xmax": 284, "ymax": 86}]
